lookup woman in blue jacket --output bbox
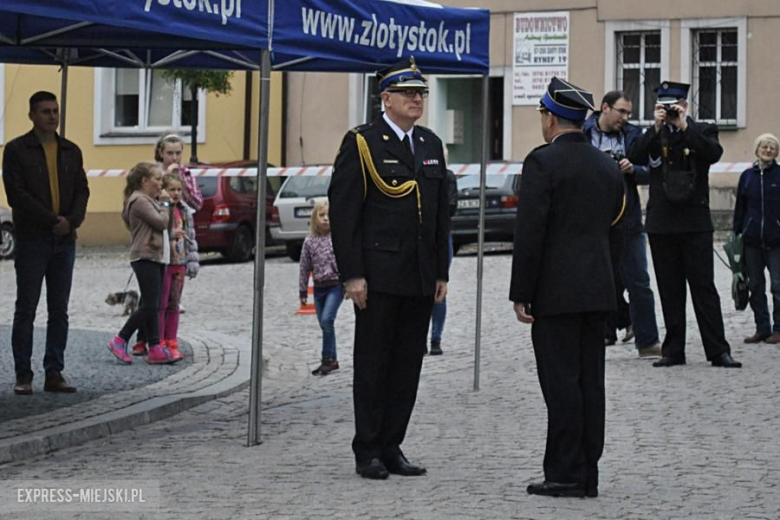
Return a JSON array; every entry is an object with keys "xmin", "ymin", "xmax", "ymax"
[{"xmin": 734, "ymin": 133, "xmax": 780, "ymax": 344}]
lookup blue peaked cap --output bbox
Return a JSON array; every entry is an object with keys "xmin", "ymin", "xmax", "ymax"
[
  {"xmin": 655, "ymin": 81, "xmax": 690, "ymax": 102},
  {"xmin": 377, "ymin": 57, "xmax": 428, "ymax": 91},
  {"xmin": 537, "ymin": 77, "xmax": 595, "ymax": 122}
]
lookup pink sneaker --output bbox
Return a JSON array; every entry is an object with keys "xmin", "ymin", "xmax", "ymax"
[
  {"xmin": 107, "ymin": 336, "xmax": 132, "ymax": 365},
  {"xmin": 146, "ymin": 344, "xmax": 179, "ymax": 365}
]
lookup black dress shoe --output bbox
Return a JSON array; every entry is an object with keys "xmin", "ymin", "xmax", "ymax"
[
  {"xmin": 652, "ymin": 356, "xmax": 686, "ymax": 367},
  {"xmin": 711, "ymin": 352, "xmax": 742, "ymax": 368},
  {"xmin": 381, "ymin": 454, "xmax": 427, "ymax": 476},
  {"xmin": 355, "ymin": 458, "xmax": 389, "ymax": 480},
  {"xmin": 526, "ymin": 481, "xmax": 585, "ymax": 498}
]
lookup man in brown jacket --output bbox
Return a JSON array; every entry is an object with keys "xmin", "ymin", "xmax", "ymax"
[{"xmin": 2, "ymin": 91, "xmax": 89, "ymax": 395}]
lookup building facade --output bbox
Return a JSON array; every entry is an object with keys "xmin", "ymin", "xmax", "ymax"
[
  {"xmin": 0, "ymin": 64, "xmax": 283, "ymax": 245},
  {"xmin": 284, "ymin": 0, "xmax": 779, "ymax": 181}
]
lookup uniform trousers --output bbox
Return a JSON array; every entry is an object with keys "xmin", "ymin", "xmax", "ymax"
[
  {"xmin": 648, "ymin": 232, "xmax": 730, "ymax": 361},
  {"xmin": 352, "ymin": 290, "xmax": 433, "ymax": 464},
  {"xmin": 531, "ymin": 312, "xmax": 606, "ymax": 488}
]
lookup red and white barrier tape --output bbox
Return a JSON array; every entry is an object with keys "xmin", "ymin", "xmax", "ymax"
[{"xmin": 0, "ymin": 162, "xmax": 754, "ymax": 178}]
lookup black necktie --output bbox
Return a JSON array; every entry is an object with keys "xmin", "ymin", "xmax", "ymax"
[{"xmin": 402, "ymin": 134, "xmax": 413, "ymax": 156}]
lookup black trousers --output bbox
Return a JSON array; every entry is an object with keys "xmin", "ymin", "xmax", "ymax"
[
  {"xmin": 119, "ymin": 260, "xmax": 165, "ymax": 346},
  {"xmin": 531, "ymin": 312, "xmax": 606, "ymax": 487},
  {"xmin": 352, "ymin": 291, "xmax": 433, "ymax": 464},
  {"xmin": 648, "ymin": 232, "xmax": 730, "ymax": 361}
]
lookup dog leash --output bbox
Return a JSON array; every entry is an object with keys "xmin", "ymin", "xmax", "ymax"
[{"xmin": 124, "ymin": 271, "xmax": 135, "ymax": 292}]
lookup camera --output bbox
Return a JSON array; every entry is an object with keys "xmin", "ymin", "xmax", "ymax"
[
  {"xmin": 662, "ymin": 103, "xmax": 679, "ymax": 117},
  {"xmin": 608, "ymin": 151, "xmax": 625, "ymax": 163}
]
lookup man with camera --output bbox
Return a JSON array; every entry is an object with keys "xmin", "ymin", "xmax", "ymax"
[
  {"xmin": 583, "ymin": 91, "xmax": 661, "ymax": 358},
  {"xmin": 628, "ymin": 81, "xmax": 741, "ymax": 368}
]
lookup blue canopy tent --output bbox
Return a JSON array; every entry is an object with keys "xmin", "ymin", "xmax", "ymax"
[
  {"xmin": 262, "ymin": 0, "xmax": 492, "ymax": 438},
  {"xmin": 0, "ymin": 0, "xmax": 491, "ymax": 446},
  {"xmin": 0, "ymin": 0, "xmax": 270, "ymax": 133}
]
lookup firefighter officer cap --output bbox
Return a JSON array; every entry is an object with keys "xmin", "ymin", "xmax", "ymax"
[
  {"xmin": 655, "ymin": 81, "xmax": 690, "ymax": 103},
  {"xmin": 377, "ymin": 57, "xmax": 428, "ymax": 91},
  {"xmin": 537, "ymin": 77, "xmax": 595, "ymax": 122}
]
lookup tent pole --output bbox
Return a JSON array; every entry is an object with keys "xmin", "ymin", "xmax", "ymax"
[
  {"xmin": 474, "ymin": 74, "xmax": 490, "ymax": 392},
  {"xmin": 59, "ymin": 49, "xmax": 69, "ymax": 138},
  {"xmin": 247, "ymin": 49, "xmax": 272, "ymax": 447}
]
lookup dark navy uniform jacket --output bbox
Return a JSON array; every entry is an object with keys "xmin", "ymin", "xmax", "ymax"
[
  {"xmin": 328, "ymin": 116, "xmax": 450, "ymax": 297},
  {"xmin": 509, "ymin": 132, "xmax": 625, "ymax": 317},
  {"xmin": 627, "ymin": 117, "xmax": 723, "ymax": 234}
]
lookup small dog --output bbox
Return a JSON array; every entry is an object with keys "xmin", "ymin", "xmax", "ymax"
[{"xmin": 105, "ymin": 290, "xmax": 139, "ymax": 316}]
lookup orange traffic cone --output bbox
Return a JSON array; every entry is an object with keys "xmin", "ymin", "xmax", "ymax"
[{"xmin": 296, "ymin": 273, "xmax": 316, "ymax": 315}]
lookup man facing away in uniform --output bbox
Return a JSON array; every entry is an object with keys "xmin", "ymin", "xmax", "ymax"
[
  {"xmin": 328, "ymin": 58, "xmax": 449, "ymax": 480},
  {"xmin": 583, "ymin": 91, "xmax": 662, "ymax": 358},
  {"xmin": 2, "ymin": 91, "xmax": 90, "ymax": 395},
  {"xmin": 627, "ymin": 81, "xmax": 741, "ymax": 369},
  {"xmin": 510, "ymin": 77, "xmax": 625, "ymax": 498}
]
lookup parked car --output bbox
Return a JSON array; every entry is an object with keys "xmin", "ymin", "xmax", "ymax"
[
  {"xmin": 450, "ymin": 174, "xmax": 521, "ymax": 253},
  {"xmin": 271, "ymin": 175, "xmax": 331, "ymax": 261},
  {"xmin": 0, "ymin": 204, "xmax": 13, "ymax": 259},
  {"xmin": 193, "ymin": 175, "xmax": 283, "ymax": 262}
]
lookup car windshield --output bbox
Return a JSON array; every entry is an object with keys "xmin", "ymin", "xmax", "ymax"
[
  {"xmin": 456, "ymin": 175, "xmax": 510, "ymax": 191},
  {"xmin": 197, "ymin": 178, "xmax": 219, "ymax": 198},
  {"xmin": 278, "ymin": 176, "xmax": 331, "ymax": 199}
]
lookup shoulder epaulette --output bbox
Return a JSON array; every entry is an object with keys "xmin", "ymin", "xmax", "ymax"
[{"xmin": 350, "ymin": 123, "xmax": 373, "ymax": 135}]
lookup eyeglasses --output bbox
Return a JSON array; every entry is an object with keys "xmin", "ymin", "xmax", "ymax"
[
  {"xmin": 611, "ymin": 107, "xmax": 632, "ymax": 118},
  {"xmin": 387, "ymin": 89, "xmax": 429, "ymax": 99}
]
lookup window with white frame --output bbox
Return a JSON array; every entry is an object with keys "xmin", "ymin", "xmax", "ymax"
[
  {"xmin": 605, "ymin": 21, "xmax": 670, "ymax": 126},
  {"xmin": 94, "ymin": 68, "xmax": 205, "ymax": 145},
  {"xmin": 692, "ymin": 29, "xmax": 738, "ymax": 124},
  {"xmin": 681, "ymin": 18, "xmax": 746, "ymax": 127},
  {"xmin": 616, "ymin": 31, "xmax": 662, "ymax": 123}
]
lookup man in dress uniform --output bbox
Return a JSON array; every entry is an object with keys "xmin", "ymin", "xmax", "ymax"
[
  {"xmin": 510, "ymin": 77, "xmax": 625, "ymax": 498},
  {"xmin": 627, "ymin": 81, "xmax": 742, "ymax": 369},
  {"xmin": 328, "ymin": 57, "xmax": 449, "ymax": 480}
]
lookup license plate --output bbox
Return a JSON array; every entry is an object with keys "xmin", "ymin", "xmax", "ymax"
[
  {"xmin": 458, "ymin": 199, "xmax": 480, "ymax": 209},
  {"xmin": 294, "ymin": 207, "xmax": 313, "ymax": 218}
]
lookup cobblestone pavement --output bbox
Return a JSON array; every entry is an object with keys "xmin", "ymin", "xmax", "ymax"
[
  {"xmin": 0, "ymin": 325, "xmax": 192, "ymax": 423},
  {"xmin": 1, "ymin": 244, "xmax": 779, "ymax": 519}
]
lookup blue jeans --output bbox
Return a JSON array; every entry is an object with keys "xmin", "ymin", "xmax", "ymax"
[
  {"xmin": 431, "ymin": 235, "xmax": 454, "ymax": 343},
  {"xmin": 12, "ymin": 236, "xmax": 76, "ymax": 378},
  {"xmin": 314, "ymin": 284, "xmax": 343, "ymax": 360},
  {"xmin": 619, "ymin": 232, "xmax": 659, "ymax": 349},
  {"xmin": 745, "ymin": 244, "xmax": 780, "ymax": 335}
]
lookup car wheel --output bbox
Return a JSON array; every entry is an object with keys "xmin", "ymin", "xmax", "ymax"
[
  {"xmin": 0, "ymin": 223, "xmax": 14, "ymax": 260},
  {"xmin": 286, "ymin": 241, "xmax": 303, "ymax": 262},
  {"xmin": 224, "ymin": 225, "xmax": 254, "ymax": 262}
]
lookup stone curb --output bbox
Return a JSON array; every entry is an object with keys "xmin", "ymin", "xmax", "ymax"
[{"xmin": 0, "ymin": 331, "xmax": 252, "ymax": 465}]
